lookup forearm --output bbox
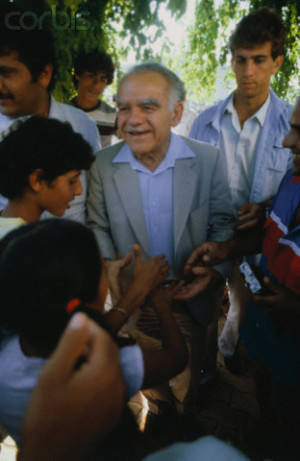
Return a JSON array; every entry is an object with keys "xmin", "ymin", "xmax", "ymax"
[
  {"xmin": 221, "ymin": 227, "xmax": 264, "ymax": 259},
  {"xmin": 105, "ymin": 281, "xmax": 147, "ymax": 333},
  {"xmin": 142, "ymin": 306, "xmax": 187, "ymax": 389},
  {"xmin": 157, "ymin": 307, "xmax": 186, "ymax": 357}
]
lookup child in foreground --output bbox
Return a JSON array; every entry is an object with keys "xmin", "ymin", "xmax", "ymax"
[
  {"xmin": 0, "ymin": 219, "xmax": 187, "ymax": 456},
  {"xmin": 19, "ymin": 312, "xmax": 248, "ymax": 461}
]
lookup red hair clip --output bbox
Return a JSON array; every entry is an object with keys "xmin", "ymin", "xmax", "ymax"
[{"xmin": 66, "ymin": 298, "xmax": 81, "ymax": 314}]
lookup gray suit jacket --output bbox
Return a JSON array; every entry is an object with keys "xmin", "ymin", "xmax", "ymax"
[{"xmin": 87, "ymin": 134, "xmax": 235, "ymax": 285}]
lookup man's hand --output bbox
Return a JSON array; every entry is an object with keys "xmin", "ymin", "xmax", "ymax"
[
  {"xmin": 104, "ymin": 245, "xmax": 171, "ymax": 331},
  {"xmin": 175, "ymin": 267, "xmax": 223, "ymax": 300},
  {"xmin": 150, "ymin": 281, "xmax": 184, "ymax": 314},
  {"xmin": 133, "ymin": 244, "xmax": 170, "ymax": 293},
  {"xmin": 19, "ymin": 313, "xmax": 125, "ymax": 461},
  {"xmin": 105, "ymin": 254, "xmax": 133, "ymax": 302},
  {"xmin": 236, "ymin": 202, "xmax": 265, "ymax": 230},
  {"xmin": 253, "ymin": 277, "xmax": 300, "ymax": 325},
  {"xmin": 183, "ymin": 241, "xmax": 230, "ymax": 273}
]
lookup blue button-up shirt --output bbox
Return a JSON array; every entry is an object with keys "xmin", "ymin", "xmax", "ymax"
[{"xmin": 113, "ymin": 133, "xmax": 195, "ymax": 275}]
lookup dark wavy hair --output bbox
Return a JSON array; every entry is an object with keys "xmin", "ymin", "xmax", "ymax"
[
  {"xmin": 0, "ymin": 4, "xmax": 57, "ymax": 91},
  {"xmin": 229, "ymin": 7, "xmax": 285, "ymax": 59},
  {"xmin": 0, "ymin": 116, "xmax": 95, "ymax": 199},
  {"xmin": 0, "ymin": 219, "xmax": 102, "ymax": 356},
  {"xmin": 73, "ymin": 49, "xmax": 115, "ymax": 88}
]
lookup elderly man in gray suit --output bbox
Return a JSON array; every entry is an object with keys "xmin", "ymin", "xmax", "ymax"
[{"xmin": 87, "ymin": 62, "xmax": 235, "ymax": 413}]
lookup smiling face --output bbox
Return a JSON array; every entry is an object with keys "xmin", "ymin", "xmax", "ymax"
[
  {"xmin": 117, "ymin": 71, "xmax": 183, "ymax": 166},
  {"xmin": 76, "ymin": 70, "xmax": 108, "ymax": 108},
  {"xmin": 0, "ymin": 51, "xmax": 51, "ymax": 118},
  {"xmin": 232, "ymin": 41, "xmax": 283, "ymax": 103},
  {"xmin": 39, "ymin": 170, "xmax": 82, "ymax": 216},
  {"xmin": 282, "ymin": 99, "xmax": 300, "ymax": 176}
]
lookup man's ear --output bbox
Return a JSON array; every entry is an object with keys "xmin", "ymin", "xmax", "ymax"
[
  {"xmin": 272, "ymin": 55, "xmax": 284, "ymax": 74},
  {"xmin": 38, "ymin": 63, "xmax": 53, "ymax": 89},
  {"xmin": 171, "ymin": 101, "xmax": 184, "ymax": 127},
  {"xmin": 28, "ymin": 169, "xmax": 46, "ymax": 192}
]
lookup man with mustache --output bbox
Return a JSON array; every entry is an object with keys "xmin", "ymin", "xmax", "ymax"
[
  {"xmin": 189, "ymin": 7, "xmax": 293, "ymax": 371},
  {"xmin": 87, "ymin": 62, "xmax": 236, "ymax": 414},
  {"xmin": 0, "ymin": 6, "xmax": 101, "ymax": 223}
]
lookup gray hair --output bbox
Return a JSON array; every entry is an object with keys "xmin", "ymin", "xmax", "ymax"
[{"xmin": 119, "ymin": 61, "xmax": 186, "ymax": 111}]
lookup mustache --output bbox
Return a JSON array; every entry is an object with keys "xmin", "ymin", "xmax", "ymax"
[{"xmin": 0, "ymin": 93, "xmax": 13, "ymax": 100}]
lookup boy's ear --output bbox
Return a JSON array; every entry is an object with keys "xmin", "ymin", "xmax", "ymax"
[{"xmin": 28, "ymin": 169, "xmax": 46, "ymax": 192}]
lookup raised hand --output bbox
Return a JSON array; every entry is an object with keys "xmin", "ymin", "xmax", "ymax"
[
  {"xmin": 133, "ymin": 244, "xmax": 170, "ymax": 294},
  {"xmin": 175, "ymin": 267, "xmax": 223, "ymax": 300},
  {"xmin": 105, "ymin": 253, "xmax": 133, "ymax": 302},
  {"xmin": 183, "ymin": 241, "xmax": 230, "ymax": 274}
]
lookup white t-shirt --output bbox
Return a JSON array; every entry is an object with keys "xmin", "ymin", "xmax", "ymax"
[{"xmin": 219, "ymin": 94, "xmax": 270, "ymax": 211}]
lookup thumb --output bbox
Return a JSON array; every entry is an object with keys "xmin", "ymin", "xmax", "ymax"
[
  {"xmin": 133, "ymin": 244, "xmax": 142, "ymax": 264},
  {"xmin": 202, "ymin": 254, "xmax": 212, "ymax": 263},
  {"xmin": 121, "ymin": 252, "xmax": 132, "ymax": 268},
  {"xmin": 192, "ymin": 266, "xmax": 209, "ymax": 276},
  {"xmin": 40, "ymin": 313, "xmax": 90, "ymax": 383}
]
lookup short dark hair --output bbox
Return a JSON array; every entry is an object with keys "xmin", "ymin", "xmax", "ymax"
[
  {"xmin": 0, "ymin": 219, "xmax": 102, "ymax": 356},
  {"xmin": 73, "ymin": 50, "xmax": 115, "ymax": 88},
  {"xmin": 0, "ymin": 117, "xmax": 95, "ymax": 199},
  {"xmin": 229, "ymin": 7, "xmax": 285, "ymax": 59},
  {"xmin": 0, "ymin": 4, "xmax": 57, "ymax": 90}
]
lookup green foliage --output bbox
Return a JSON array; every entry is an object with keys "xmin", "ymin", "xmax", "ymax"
[
  {"xmin": 6, "ymin": 0, "xmax": 187, "ymax": 102},
  {"xmin": 248, "ymin": 0, "xmax": 300, "ymax": 100},
  {"xmin": 167, "ymin": 0, "xmax": 243, "ymax": 105},
  {"xmin": 175, "ymin": 0, "xmax": 300, "ymax": 105},
  {"xmin": 53, "ymin": 0, "xmax": 188, "ymax": 100}
]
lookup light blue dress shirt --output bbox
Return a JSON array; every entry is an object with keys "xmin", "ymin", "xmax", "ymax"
[
  {"xmin": 189, "ymin": 89, "xmax": 292, "ymax": 206},
  {"xmin": 112, "ymin": 133, "xmax": 195, "ymax": 276}
]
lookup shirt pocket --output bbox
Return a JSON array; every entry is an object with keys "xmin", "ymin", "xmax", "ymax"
[{"xmin": 267, "ymin": 142, "xmax": 291, "ymax": 173}]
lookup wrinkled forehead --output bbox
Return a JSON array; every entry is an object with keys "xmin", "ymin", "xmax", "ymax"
[{"xmin": 118, "ymin": 71, "xmax": 170, "ymax": 95}]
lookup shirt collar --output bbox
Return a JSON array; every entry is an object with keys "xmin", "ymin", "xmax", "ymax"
[
  {"xmin": 113, "ymin": 133, "xmax": 195, "ymax": 175},
  {"xmin": 224, "ymin": 92, "xmax": 271, "ymax": 127}
]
